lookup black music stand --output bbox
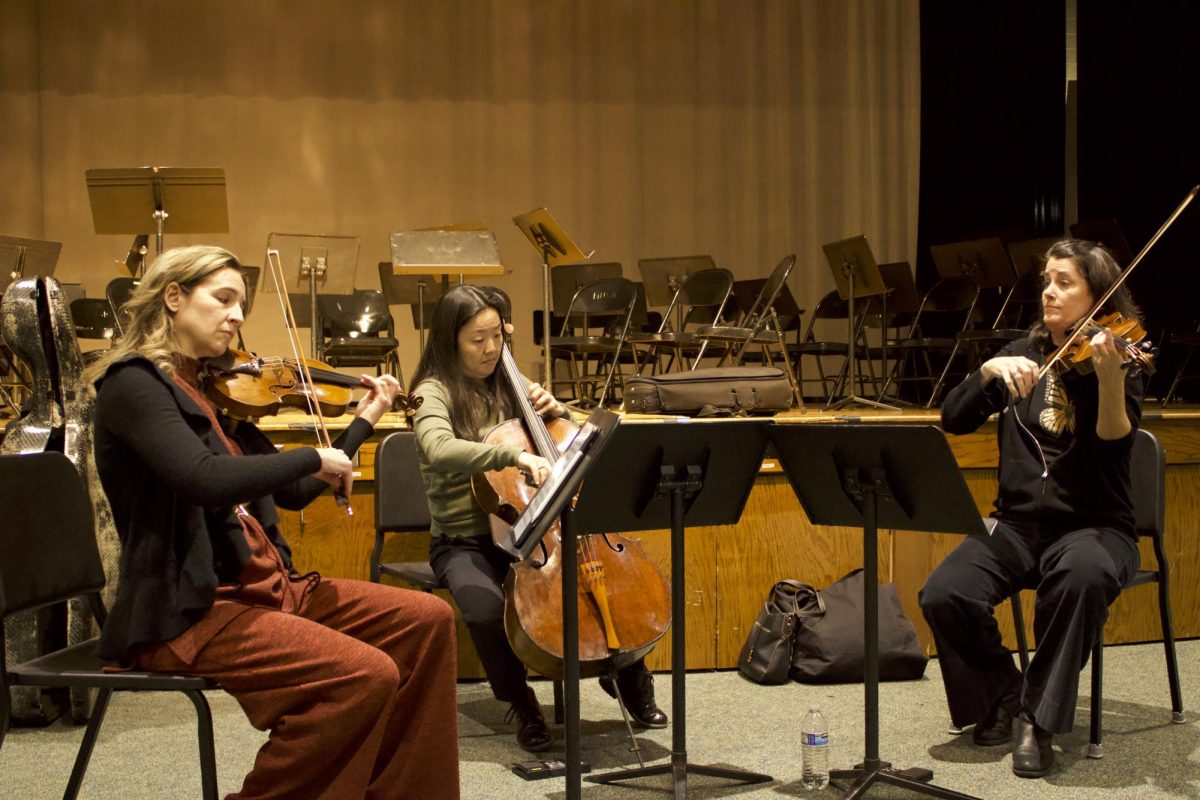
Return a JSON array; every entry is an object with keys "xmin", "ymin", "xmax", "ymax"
[
  {"xmin": 575, "ymin": 419, "xmax": 775, "ymax": 799},
  {"xmin": 514, "ymin": 209, "xmax": 593, "ymax": 385},
  {"xmin": 822, "ymin": 236, "xmax": 896, "ymax": 410},
  {"xmin": 85, "ymin": 167, "xmax": 229, "ymax": 264},
  {"xmin": 930, "ymin": 237, "xmax": 1014, "ymax": 288},
  {"xmin": 1005, "ymin": 236, "xmax": 1060, "ymax": 280},
  {"xmin": 262, "ymin": 233, "xmax": 360, "ymax": 359},
  {"xmin": 376, "ymin": 262, "xmax": 448, "ymax": 354},
  {"xmin": 770, "ymin": 424, "xmax": 988, "ymax": 800},
  {"xmin": 637, "ymin": 255, "xmax": 717, "ymax": 332}
]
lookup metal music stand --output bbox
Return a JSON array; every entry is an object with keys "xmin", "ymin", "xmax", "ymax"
[
  {"xmin": 822, "ymin": 236, "xmax": 896, "ymax": 410},
  {"xmin": 577, "ymin": 419, "xmax": 775, "ymax": 800},
  {"xmin": 85, "ymin": 167, "xmax": 229, "ymax": 265},
  {"xmin": 513, "ymin": 208, "xmax": 593, "ymax": 385},
  {"xmin": 1005, "ymin": 236, "xmax": 1061, "ymax": 280},
  {"xmin": 637, "ymin": 256, "xmax": 717, "ymax": 332},
  {"xmin": 930, "ymin": 237, "xmax": 1015, "ymax": 288},
  {"xmin": 376, "ymin": 262, "xmax": 448, "ymax": 354},
  {"xmin": 770, "ymin": 424, "xmax": 988, "ymax": 800},
  {"xmin": 262, "ymin": 233, "xmax": 360, "ymax": 359},
  {"xmin": 0, "ymin": 235, "xmax": 61, "ymax": 293}
]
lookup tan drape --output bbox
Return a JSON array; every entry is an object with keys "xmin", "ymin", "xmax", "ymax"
[{"xmin": 1, "ymin": 0, "xmax": 919, "ymax": 378}]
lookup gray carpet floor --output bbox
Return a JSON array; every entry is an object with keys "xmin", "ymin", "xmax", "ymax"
[{"xmin": 2, "ymin": 640, "xmax": 1197, "ymax": 799}]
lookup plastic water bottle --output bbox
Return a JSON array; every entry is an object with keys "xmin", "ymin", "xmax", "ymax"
[{"xmin": 801, "ymin": 706, "xmax": 830, "ymax": 790}]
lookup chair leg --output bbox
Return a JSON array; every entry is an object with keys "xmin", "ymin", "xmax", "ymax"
[
  {"xmin": 1010, "ymin": 592, "xmax": 1030, "ymax": 673},
  {"xmin": 1155, "ymin": 581, "xmax": 1186, "ymax": 723},
  {"xmin": 1088, "ymin": 640, "xmax": 1104, "ymax": 758},
  {"xmin": 65, "ymin": 687, "xmax": 114, "ymax": 799},
  {"xmin": 184, "ymin": 689, "xmax": 220, "ymax": 800}
]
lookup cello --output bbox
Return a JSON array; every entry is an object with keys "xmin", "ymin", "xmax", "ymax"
[{"xmin": 472, "ymin": 344, "xmax": 671, "ymax": 679}]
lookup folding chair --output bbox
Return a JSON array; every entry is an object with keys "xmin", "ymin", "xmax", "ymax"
[
  {"xmin": 548, "ymin": 277, "xmax": 637, "ymax": 407},
  {"xmin": 0, "ymin": 452, "xmax": 220, "ymax": 799},
  {"xmin": 317, "ymin": 290, "xmax": 400, "ymax": 374},
  {"xmin": 627, "ymin": 268, "xmax": 734, "ymax": 373}
]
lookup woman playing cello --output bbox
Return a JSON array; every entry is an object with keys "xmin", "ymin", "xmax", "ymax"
[
  {"xmin": 409, "ymin": 284, "xmax": 666, "ymax": 753},
  {"xmin": 86, "ymin": 245, "xmax": 459, "ymax": 800}
]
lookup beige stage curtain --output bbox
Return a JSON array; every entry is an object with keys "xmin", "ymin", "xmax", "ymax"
[{"xmin": 1, "ymin": 0, "xmax": 919, "ymax": 379}]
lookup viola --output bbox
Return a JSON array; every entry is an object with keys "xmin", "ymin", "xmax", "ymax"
[
  {"xmin": 1050, "ymin": 311, "xmax": 1156, "ymax": 377},
  {"xmin": 1039, "ymin": 184, "xmax": 1198, "ymax": 382},
  {"xmin": 472, "ymin": 344, "xmax": 671, "ymax": 679},
  {"xmin": 202, "ymin": 349, "xmax": 357, "ymax": 419}
]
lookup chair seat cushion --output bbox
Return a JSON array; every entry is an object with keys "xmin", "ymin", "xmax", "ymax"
[{"xmin": 380, "ymin": 561, "xmax": 442, "ymax": 590}]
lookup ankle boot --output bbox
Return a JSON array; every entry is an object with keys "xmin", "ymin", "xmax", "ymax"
[
  {"xmin": 600, "ymin": 665, "xmax": 668, "ymax": 729},
  {"xmin": 506, "ymin": 686, "xmax": 552, "ymax": 753}
]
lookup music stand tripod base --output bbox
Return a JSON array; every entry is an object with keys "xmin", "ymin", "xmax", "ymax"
[{"xmin": 579, "ymin": 420, "xmax": 775, "ymax": 798}]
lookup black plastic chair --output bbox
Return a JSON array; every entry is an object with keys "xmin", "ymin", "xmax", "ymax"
[
  {"xmin": 372, "ymin": 430, "xmax": 439, "ymax": 589},
  {"xmin": 105, "ymin": 277, "xmax": 139, "ymax": 337},
  {"xmin": 0, "ymin": 452, "xmax": 220, "ymax": 799},
  {"xmin": 1006, "ymin": 428, "xmax": 1184, "ymax": 758},
  {"xmin": 317, "ymin": 290, "xmax": 400, "ymax": 373}
]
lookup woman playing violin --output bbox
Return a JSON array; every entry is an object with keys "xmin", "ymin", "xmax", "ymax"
[
  {"xmin": 85, "ymin": 245, "xmax": 459, "ymax": 800},
  {"xmin": 409, "ymin": 284, "xmax": 665, "ymax": 754},
  {"xmin": 920, "ymin": 238, "xmax": 1144, "ymax": 779}
]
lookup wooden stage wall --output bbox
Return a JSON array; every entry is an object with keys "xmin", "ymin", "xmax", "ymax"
[{"xmin": 267, "ymin": 410, "xmax": 1200, "ymax": 679}]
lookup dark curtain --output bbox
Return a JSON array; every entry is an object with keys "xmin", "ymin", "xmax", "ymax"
[
  {"xmin": 1078, "ymin": 0, "xmax": 1200, "ymax": 398},
  {"xmin": 917, "ymin": 1, "xmax": 1066, "ymax": 289}
]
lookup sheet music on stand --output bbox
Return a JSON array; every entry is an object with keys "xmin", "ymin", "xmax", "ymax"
[
  {"xmin": 492, "ymin": 409, "xmax": 620, "ymax": 560},
  {"xmin": 0, "ymin": 235, "xmax": 62, "ymax": 293}
]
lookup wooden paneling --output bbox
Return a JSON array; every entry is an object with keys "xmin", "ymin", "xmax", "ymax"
[{"xmin": 267, "ymin": 411, "xmax": 1200, "ymax": 677}]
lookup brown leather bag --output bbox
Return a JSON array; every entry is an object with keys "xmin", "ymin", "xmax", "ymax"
[{"xmin": 623, "ymin": 366, "xmax": 793, "ymax": 416}]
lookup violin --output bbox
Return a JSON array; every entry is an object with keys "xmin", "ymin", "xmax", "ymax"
[
  {"xmin": 1050, "ymin": 312, "xmax": 1156, "ymax": 377},
  {"xmin": 202, "ymin": 349, "xmax": 357, "ymax": 419},
  {"xmin": 1039, "ymin": 184, "xmax": 1199, "ymax": 382},
  {"xmin": 472, "ymin": 344, "xmax": 671, "ymax": 679}
]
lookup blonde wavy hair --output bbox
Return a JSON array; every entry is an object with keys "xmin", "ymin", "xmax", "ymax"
[{"xmin": 85, "ymin": 245, "xmax": 247, "ymax": 384}]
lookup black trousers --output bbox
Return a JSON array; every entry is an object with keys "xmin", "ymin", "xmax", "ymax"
[
  {"xmin": 430, "ymin": 533, "xmax": 648, "ymax": 704},
  {"xmin": 918, "ymin": 520, "xmax": 1139, "ymax": 734}
]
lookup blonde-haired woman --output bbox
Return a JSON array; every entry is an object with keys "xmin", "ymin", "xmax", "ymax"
[{"xmin": 90, "ymin": 245, "xmax": 459, "ymax": 800}]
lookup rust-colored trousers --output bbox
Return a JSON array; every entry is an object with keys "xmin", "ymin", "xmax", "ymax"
[{"xmin": 137, "ymin": 578, "xmax": 459, "ymax": 800}]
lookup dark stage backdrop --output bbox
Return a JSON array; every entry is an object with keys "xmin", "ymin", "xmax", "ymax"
[
  {"xmin": 916, "ymin": 1, "xmax": 1066, "ymax": 290},
  {"xmin": 1078, "ymin": 1, "xmax": 1200, "ymax": 398}
]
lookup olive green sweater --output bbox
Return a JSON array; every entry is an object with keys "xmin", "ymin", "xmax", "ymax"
[{"xmin": 412, "ymin": 379, "xmax": 525, "ymax": 539}]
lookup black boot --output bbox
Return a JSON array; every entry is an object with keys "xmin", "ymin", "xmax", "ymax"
[
  {"xmin": 973, "ymin": 682, "xmax": 1021, "ymax": 746},
  {"xmin": 600, "ymin": 664, "xmax": 668, "ymax": 729},
  {"xmin": 506, "ymin": 686, "xmax": 552, "ymax": 753},
  {"xmin": 1011, "ymin": 711, "xmax": 1054, "ymax": 778}
]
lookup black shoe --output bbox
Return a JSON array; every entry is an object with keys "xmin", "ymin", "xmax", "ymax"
[
  {"xmin": 599, "ymin": 667, "xmax": 668, "ymax": 729},
  {"xmin": 1011, "ymin": 712, "xmax": 1054, "ymax": 778},
  {"xmin": 973, "ymin": 687, "xmax": 1021, "ymax": 746},
  {"xmin": 506, "ymin": 686, "xmax": 552, "ymax": 753}
]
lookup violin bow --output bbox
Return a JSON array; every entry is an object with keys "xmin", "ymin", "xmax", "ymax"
[
  {"xmin": 264, "ymin": 247, "xmax": 353, "ymax": 515},
  {"xmin": 1039, "ymin": 185, "xmax": 1199, "ymax": 381}
]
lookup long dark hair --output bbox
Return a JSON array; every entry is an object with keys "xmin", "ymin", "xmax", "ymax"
[
  {"xmin": 410, "ymin": 284, "xmax": 516, "ymax": 441},
  {"xmin": 1028, "ymin": 238, "xmax": 1142, "ymax": 353}
]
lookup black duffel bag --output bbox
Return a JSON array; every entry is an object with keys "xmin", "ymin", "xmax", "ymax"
[{"xmin": 790, "ymin": 569, "xmax": 928, "ymax": 684}]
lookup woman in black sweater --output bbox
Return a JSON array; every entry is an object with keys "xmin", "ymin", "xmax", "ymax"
[
  {"xmin": 87, "ymin": 245, "xmax": 459, "ymax": 800},
  {"xmin": 920, "ymin": 239, "xmax": 1144, "ymax": 779}
]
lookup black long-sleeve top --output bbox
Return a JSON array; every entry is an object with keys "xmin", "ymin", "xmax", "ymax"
[
  {"xmin": 93, "ymin": 355, "xmax": 372, "ymax": 662},
  {"xmin": 940, "ymin": 337, "xmax": 1143, "ymax": 539}
]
